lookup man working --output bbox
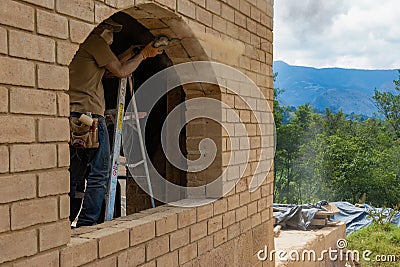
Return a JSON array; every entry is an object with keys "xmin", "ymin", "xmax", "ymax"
[{"xmin": 68, "ymin": 18, "xmax": 162, "ymax": 227}]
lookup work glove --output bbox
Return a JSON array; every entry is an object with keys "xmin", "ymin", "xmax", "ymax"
[{"xmin": 140, "ymin": 42, "xmax": 163, "ymax": 59}]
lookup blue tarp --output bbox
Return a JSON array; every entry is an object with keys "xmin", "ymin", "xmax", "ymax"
[{"xmin": 330, "ymin": 202, "xmax": 400, "ymax": 235}]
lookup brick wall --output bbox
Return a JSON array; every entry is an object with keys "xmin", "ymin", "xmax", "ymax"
[{"xmin": 0, "ymin": 0, "xmax": 275, "ymax": 266}]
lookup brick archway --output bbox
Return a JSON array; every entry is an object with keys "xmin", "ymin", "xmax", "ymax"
[{"xmin": 67, "ymin": 3, "xmax": 224, "ymax": 211}]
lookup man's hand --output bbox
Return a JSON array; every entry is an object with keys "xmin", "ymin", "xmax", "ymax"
[{"xmin": 140, "ymin": 42, "xmax": 163, "ymax": 59}]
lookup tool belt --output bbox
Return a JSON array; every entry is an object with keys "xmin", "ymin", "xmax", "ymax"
[{"xmin": 69, "ymin": 117, "xmax": 99, "ymax": 149}]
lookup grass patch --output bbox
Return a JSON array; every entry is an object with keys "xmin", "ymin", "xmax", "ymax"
[{"xmin": 346, "ymin": 223, "xmax": 400, "ymax": 266}]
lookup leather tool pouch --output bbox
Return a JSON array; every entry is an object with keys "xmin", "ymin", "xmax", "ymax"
[{"xmin": 69, "ymin": 117, "xmax": 99, "ymax": 149}]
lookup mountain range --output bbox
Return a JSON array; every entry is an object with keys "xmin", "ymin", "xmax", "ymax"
[{"xmin": 273, "ymin": 61, "xmax": 398, "ymax": 116}]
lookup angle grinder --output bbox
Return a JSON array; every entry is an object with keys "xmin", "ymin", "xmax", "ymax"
[{"xmin": 153, "ymin": 35, "xmax": 170, "ymax": 48}]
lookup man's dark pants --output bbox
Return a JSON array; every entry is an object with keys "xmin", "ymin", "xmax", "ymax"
[{"xmin": 69, "ymin": 115, "xmax": 110, "ymax": 227}]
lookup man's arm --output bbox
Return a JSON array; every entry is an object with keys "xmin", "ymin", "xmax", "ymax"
[
  {"xmin": 105, "ymin": 42, "xmax": 162, "ymax": 78},
  {"xmin": 117, "ymin": 45, "xmax": 143, "ymax": 63},
  {"xmin": 106, "ymin": 53, "xmax": 144, "ymax": 78}
]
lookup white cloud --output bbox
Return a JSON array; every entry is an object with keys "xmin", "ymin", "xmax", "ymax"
[{"xmin": 273, "ymin": 0, "xmax": 400, "ymax": 69}]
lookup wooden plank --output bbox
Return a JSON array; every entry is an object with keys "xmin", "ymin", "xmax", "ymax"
[{"xmin": 310, "ymin": 218, "xmax": 327, "ymax": 226}]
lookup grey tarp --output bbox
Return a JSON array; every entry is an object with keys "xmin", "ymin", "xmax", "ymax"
[
  {"xmin": 273, "ymin": 200, "xmax": 329, "ymax": 231},
  {"xmin": 273, "ymin": 201, "xmax": 400, "ymax": 234}
]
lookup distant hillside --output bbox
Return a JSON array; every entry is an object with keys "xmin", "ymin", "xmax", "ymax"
[{"xmin": 273, "ymin": 61, "xmax": 398, "ymax": 116}]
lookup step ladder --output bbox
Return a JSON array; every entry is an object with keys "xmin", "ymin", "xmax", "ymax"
[{"xmin": 104, "ymin": 76, "xmax": 155, "ymax": 221}]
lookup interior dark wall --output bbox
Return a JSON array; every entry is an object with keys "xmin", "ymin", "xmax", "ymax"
[
  {"xmin": 103, "ymin": 12, "xmax": 171, "ymax": 174},
  {"xmin": 102, "ymin": 12, "xmax": 187, "ymax": 211}
]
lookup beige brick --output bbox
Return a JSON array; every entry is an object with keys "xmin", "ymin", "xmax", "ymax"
[
  {"xmin": 0, "ymin": 57, "xmax": 35, "ymax": 87},
  {"xmin": 222, "ymin": 210, "xmax": 236, "ymax": 228},
  {"xmin": 226, "ymin": 21, "xmax": 239, "ymax": 39},
  {"xmin": 267, "ymin": 194, "xmax": 273, "ymax": 206},
  {"xmin": 157, "ymin": 251, "xmax": 179, "ymax": 267},
  {"xmin": 178, "ymin": 242, "xmax": 197, "ymax": 264},
  {"xmin": 206, "ymin": 0, "xmax": 221, "ymax": 14},
  {"xmin": 234, "ymin": 10, "xmax": 246, "ymax": 28},
  {"xmin": 213, "ymin": 228, "xmax": 227, "ymax": 247},
  {"xmin": 248, "ymin": 201, "xmax": 258, "ymax": 216},
  {"xmin": 138, "ymin": 18, "xmax": 169, "ymax": 30},
  {"xmin": 196, "ymin": 7, "xmax": 212, "ymax": 27},
  {"xmin": 57, "ymin": 92, "xmax": 70, "ymax": 117},
  {"xmin": 0, "ymin": 205, "xmax": 10, "ymax": 233},
  {"xmin": 227, "ymin": 194, "xmax": 239, "ymax": 210},
  {"xmin": 11, "ymin": 197, "xmax": 58, "ymax": 230},
  {"xmin": 251, "ymin": 213, "xmax": 261, "ymax": 227},
  {"xmin": 250, "ymin": 6, "xmax": 261, "ymax": 22},
  {"xmin": 38, "ymin": 169, "xmax": 69, "ymax": 197},
  {"xmin": 213, "ymin": 199, "xmax": 227, "ymax": 215},
  {"xmin": 207, "ymin": 214, "xmax": 222, "ymax": 234},
  {"xmin": 197, "ymin": 235, "xmax": 213, "ymax": 255},
  {"xmin": 178, "ymin": 208, "xmax": 196, "ymax": 228},
  {"xmin": 117, "ymin": 251, "xmax": 128, "ymax": 267},
  {"xmin": 0, "ymin": 27, "xmax": 7, "ymax": 55},
  {"xmin": 196, "ymin": 204, "xmax": 213, "ymax": 221},
  {"xmin": 94, "ymin": 2, "xmax": 115, "ymax": 23},
  {"xmin": 155, "ymin": 0, "xmax": 176, "ymax": 10},
  {"xmin": 81, "ymin": 228, "xmax": 129, "ymax": 258},
  {"xmin": 190, "ymin": 0, "xmax": 204, "ymax": 7},
  {"xmin": 56, "ymin": 41, "xmax": 79, "ymax": 66},
  {"xmin": 37, "ymin": 10, "xmax": 68, "ymax": 39},
  {"xmin": 0, "ymin": 116, "xmax": 35, "ymax": 144},
  {"xmin": 10, "ymin": 88, "xmax": 57, "ymax": 115},
  {"xmin": 240, "ymin": 217, "xmax": 251, "ymax": 233},
  {"xmin": 0, "ymin": 0, "xmax": 34, "ymax": 31},
  {"xmin": 38, "ymin": 117, "xmax": 69, "ymax": 142},
  {"xmin": 0, "ymin": 229, "xmax": 37, "ymax": 264},
  {"xmin": 38, "ymin": 63, "xmax": 69, "ymax": 90},
  {"xmin": 190, "ymin": 221, "xmax": 207, "ymax": 242},
  {"xmin": 116, "ymin": 219, "xmax": 155, "ymax": 246},
  {"xmin": 0, "ymin": 87, "xmax": 8, "ymax": 113},
  {"xmin": 222, "ymin": 4, "xmax": 235, "ymax": 22},
  {"xmin": 101, "ymin": 0, "xmax": 130, "ymax": 9},
  {"xmin": 0, "ymin": 146, "xmax": 9, "ymax": 173},
  {"xmin": 39, "ymin": 220, "xmax": 70, "ymax": 251},
  {"xmin": 60, "ymin": 237, "xmax": 98, "ymax": 267},
  {"xmin": 257, "ymin": 198, "xmax": 268, "ymax": 213},
  {"xmin": 156, "ymin": 213, "xmax": 178, "ymax": 236},
  {"xmin": 10, "ymin": 144, "xmax": 57, "ymax": 172},
  {"xmin": 9, "ymin": 30, "xmax": 55, "ymax": 62},
  {"xmin": 69, "ymin": 19, "xmax": 95, "ymax": 44},
  {"xmin": 146, "ymin": 235, "xmax": 169, "ymax": 261},
  {"xmin": 23, "ymin": 0, "xmax": 55, "ymax": 8},
  {"xmin": 59, "ymin": 194, "xmax": 70, "ymax": 219},
  {"xmin": 177, "ymin": 0, "xmax": 196, "ymax": 19},
  {"xmin": 236, "ymin": 206, "xmax": 248, "ymax": 222},
  {"xmin": 227, "ymin": 222, "xmax": 240, "ymax": 240},
  {"xmin": 13, "ymin": 250, "xmax": 59, "ymax": 267},
  {"xmin": 58, "ymin": 143, "xmax": 70, "ymax": 167},
  {"xmin": 213, "ymin": 14, "xmax": 227, "ymax": 32},
  {"xmin": 0, "ymin": 173, "xmax": 36, "ymax": 203},
  {"xmin": 126, "ymin": 245, "xmax": 145, "ymax": 266},
  {"xmin": 84, "ymin": 256, "xmax": 117, "ymax": 267},
  {"xmin": 239, "ymin": 1, "xmax": 251, "ymax": 16},
  {"xmin": 57, "ymin": 0, "xmax": 95, "ymax": 22},
  {"xmin": 239, "ymin": 191, "xmax": 250, "ymax": 205},
  {"xmin": 139, "ymin": 261, "xmax": 156, "ymax": 267},
  {"xmin": 170, "ymin": 227, "xmax": 190, "ymax": 250}
]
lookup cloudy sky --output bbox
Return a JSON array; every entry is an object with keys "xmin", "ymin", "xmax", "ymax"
[{"xmin": 273, "ymin": 0, "xmax": 400, "ymax": 70}]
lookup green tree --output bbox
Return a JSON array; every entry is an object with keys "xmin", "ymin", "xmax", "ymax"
[
  {"xmin": 273, "ymin": 72, "xmax": 400, "ymax": 207},
  {"xmin": 373, "ymin": 70, "xmax": 400, "ymax": 137}
]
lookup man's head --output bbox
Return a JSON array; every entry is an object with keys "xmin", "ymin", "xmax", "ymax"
[{"xmin": 94, "ymin": 18, "xmax": 123, "ymax": 45}]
